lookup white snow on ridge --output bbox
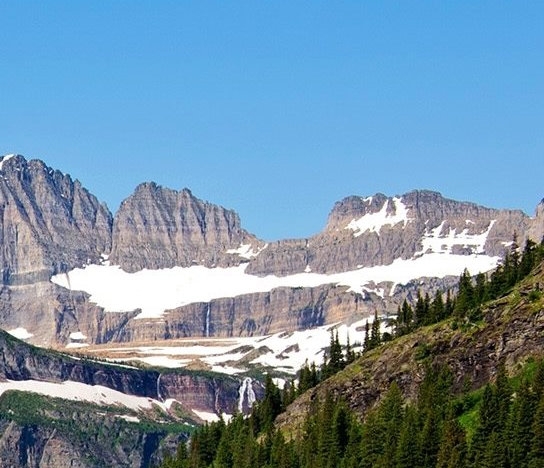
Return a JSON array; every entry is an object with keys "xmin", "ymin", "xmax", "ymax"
[
  {"xmin": 7, "ymin": 328, "xmax": 33, "ymax": 340},
  {"xmin": 101, "ymin": 319, "xmax": 381, "ymax": 375},
  {"xmin": 226, "ymin": 243, "xmax": 267, "ymax": 260},
  {"xmin": 51, "ymin": 250, "xmax": 500, "ymax": 320},
  {"xmin": 346, "ymin": 197, "xmax": 411, "ymax": 237},
  {"xmin": 0, "ymin": 154, "xmax": 15, "ymax": 171},
  {"xmin": 0, "ymin": 380, "xmax": 170, "ymax": 412},
  {"xmin": 69, "ymin": 331, "xmax": 87, "ymax": 341},
  {"xmin": 417, "ymin": 220, "xmax": 495, "ymax": 256}
]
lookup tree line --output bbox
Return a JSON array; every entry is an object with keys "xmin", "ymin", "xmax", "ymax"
[
  {"xmin": 159, "ymin": 360, "xmax": 544, "ymax": 468},
  {"xmin": 158, "ymin": 236, "xmax": 544, "ymax": 468}
]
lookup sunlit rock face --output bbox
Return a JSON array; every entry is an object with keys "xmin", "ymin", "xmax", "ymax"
[{"xmin": 0, "ymin": 154, "xmax": 541, "ymax": 347}]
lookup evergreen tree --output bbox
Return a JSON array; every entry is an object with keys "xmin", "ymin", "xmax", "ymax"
[
  {"xmin": 431, "ymin": 289, "xmax": 445, "ymax": 323},
  {"xmin": 529, "ymin": 394, "xmax": 544, "ymax": 468},
  {"xmin": 481, "ymin": 431, "xmax": 508, "ymax": 468},
  {"xmin": 415, "ymin": 290, "xmax": 427, "ymax": 326},
  {"xmin": 507, "ymin": 378, "xmax": 535, "ymax": 468},
  {"xmin": 445, "ymin": 289, "xmax": 455, "ymax": 317},
  {"xmin": 455, "ymin": 269, "xmax": 475, "ymax": 317},
  {"xmin": 436, "ymin": 407, "xmax": 467, "ymax": 468},
  {"xmin": 376, "ymin": 382, "xmax": 404, "ymax": 467},
  {"xmin": 363, "ymin": 320, "xmax": 370, "ymax": 351},
  {"xmin": 470, "ymin": 384, "xmax": 498, "ymax": 466},
  {"xmin": 368, "ymin": 311, "xmax": 381, "ymax": 350},
  {"xmin": 474, "ymin": 272, "xmax": 488, "ymax": 306},
  {"xmin": 395, "ymin": 406, "xmax": 421, "ymax": 468},
  {"xmin": 345, "ymin": 334, "xmax": 356, "ymax": 365},
  {"xmin": 519, "ymin": 239, "xmax": 537, "ymax": 278}
]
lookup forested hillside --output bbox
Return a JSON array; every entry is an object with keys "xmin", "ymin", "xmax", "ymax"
[{"xmin": 159, "ymin": 238, "xmax": 544, "ymax": 468}]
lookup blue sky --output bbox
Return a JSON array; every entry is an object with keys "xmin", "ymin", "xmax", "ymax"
[{"xmin": 1, "ymin": 2, "xmax": 543, "ymax": 241}]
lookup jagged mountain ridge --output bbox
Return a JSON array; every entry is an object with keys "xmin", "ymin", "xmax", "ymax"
[{"xmin": 0, "ymin": 153, "xmax": 543, "ymax": 349}]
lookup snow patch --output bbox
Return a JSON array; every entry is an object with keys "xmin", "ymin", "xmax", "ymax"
[
  {"xmin": 51, "ymin": 248, "xmax": 500, "ymax": 319},
  {"xmin": 7, "ymin": 327, "xmax": 33, "ymax": 340},
  {"xmin": 69, "ymin": 332, "xmax": 87, "ymax": 341},
  {"xmin": 417, "ymin": 220, "xmax": 495, "ymax": 256},
  {"xmin": 226, "ymin": 243, "xmax": 267, "ymax": 260},
  {"xmin": 192, "ymin": 409, "xmax": 222, "ymax": 423},
  {"xmin": 346, "ymin": 197, "xmax": 411, "ymax": 237},
  {"xmin": 0, "ymin": 380, "xmax": 172, "ymax": 412},
  {"xmin": 0, "ymin": 154, "xmax": 15, "ymax": 171}
]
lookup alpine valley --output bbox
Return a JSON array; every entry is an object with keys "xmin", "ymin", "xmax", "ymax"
[{"xmin": 0, "ymin": 153, "xmax": 543, "ymax": 467}]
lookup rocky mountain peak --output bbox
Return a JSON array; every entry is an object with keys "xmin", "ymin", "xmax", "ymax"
[
  {"xmin": 0, "ymin": 154, "xmax": 112, "ymax": 285},
  {"xmin": 109, "ymin": 182, "xmax": 263, "ymax": 272}
]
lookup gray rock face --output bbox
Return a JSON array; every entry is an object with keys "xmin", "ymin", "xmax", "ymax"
[
  {"xmin": 115, "ymin": 284, "xmax": 383, "ymax": 341},
  {"xmin": 0, "ymin": 155, "xmax": 112, "ymax": 285},
  {"xmin": 529, "ymin": 200, "xmax": 544, "ymax": 244},
  {"xmin": 109, "ymin": 182, "xmax": 263, "ymax": 272},
  {"xmin": 0, "ymin": 154, "xmax": 542, "ymax": 347},
  {"xmin": 247, "ymin": 190, "xmax": 530, "ymax": 276}
]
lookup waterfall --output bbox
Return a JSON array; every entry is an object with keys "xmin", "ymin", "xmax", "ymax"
[
  {"xmin": 238, "ymin": 377, "xmax": 256, "ymax": 414},
  {"xmin": 205, "ymin": 303, "xmax": 211, "ymax": 337},
  {"xmin": 156, "ymin": 373, "xmax": 162, "ymax": 401}
]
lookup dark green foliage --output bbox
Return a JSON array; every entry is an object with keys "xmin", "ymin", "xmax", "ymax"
[
  {"xmin": 158, "ymin": 238, "xmax": 544, "ymax": 468},
  {"xmin": 322, "ymin": 331, "xmax": 345, "ymax": 379},
  {"xmin": 367, "ymin": 311, "xmax": 382, "ymax": 351},
  {"xmin": 159, "ymin": 357, "xmax": 544, "ymax": 468},
  {"xmin": 394, "ymin": 237, "xmax": 544, "ymax": 339}
]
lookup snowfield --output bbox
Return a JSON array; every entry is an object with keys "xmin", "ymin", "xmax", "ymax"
[
  {"xmin": 51, "ymin": 251, "xmax": 500, "ymax": 319},
  {"xmin": 0, "ymin": 379, "xmax": 170, "ymax": 412},
  {"xmin": 88, "ymin": 319, "xmax": 386, "ymax": 375}
]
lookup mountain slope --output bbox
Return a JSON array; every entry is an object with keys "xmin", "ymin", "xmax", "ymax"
[
  {"xmin": 0, "ymin": 153, "xmax": 542, "ymax": 369},
  {"xmin": 276, "ymin": 259, "xmax": 544, "ymax": 434}
]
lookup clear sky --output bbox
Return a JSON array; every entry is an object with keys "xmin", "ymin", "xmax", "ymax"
[{"xmin": 1, "ymin": 2, "xmax": 543, "ymax": 241}]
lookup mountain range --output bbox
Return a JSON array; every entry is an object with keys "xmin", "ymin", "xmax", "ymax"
[
  {"xmin": 0, "ymin": 153, "xmax": 542, "ymax": 351},
  {"xmin": 0, "ymin": 153, "xmax": 543, "ymax": 466}
]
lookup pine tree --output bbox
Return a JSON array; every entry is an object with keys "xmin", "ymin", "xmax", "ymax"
[
  {"xmin": 363, "ymin": 320, "xmax": 370, "ymax": 351},
  {"xmin": 431, "ymin": 289, "xmax": 444, "ymax": 323},
  {"xmin": 445, "ymin": 289, "xmax": 455, "ymax": 317},
  {"xmin": 507, "ymin": 378, "xmax": 535, "ymax": 468},
  {"xmin": 481, "ymin": 431, "xmax": 508, "ymax": 468},
  {"xmin": 529, "ymin": 394, "xmax": 544, "ymax": 468},
  {"xmin": 415, "ymin": 290, "xmax": 427, "ymax": 326},
  {"xmin": 345, "ymin": 334, "xmax": 356, "ymax": 364},
  {"xmin": 376, "ymin": 382, "xmax": 404, "ymax": 467},
  {"xmin": 519, "ymin": 239, "xmax": 537, "ymax": 278},
  {"xmin": 436, "ymin": 407, "xmax": 467, "ymax": 468},
  {"xmin": 395, "ymin": 406, "xmax": 421, "ymax": 468},
  {"xmin": 474, "ymin": 272, "xmax": 488, "ymax": 306},
  {"xmin": 368, "ymin": 311, "xmax": 381, "ymax": 350},
  {"xmin": 470, "ymin": 384, "xmax": 498, "ymax": 466},
  {"xmin": 455, "ymin": 269, "xmax": 475, "ymax": 317}
]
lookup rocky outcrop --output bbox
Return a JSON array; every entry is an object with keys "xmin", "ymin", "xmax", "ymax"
[
  {"xmin": 118, "ymin": 284, "xmax": 384, "ymax": 342},
  {"xmin": 110, "ymin": 182, "xmax": 263, "ymax": 272},
  {"xmin": 276, "ymin": 261, "xmax": 544, "ymax": 433},
  {"xmin": 0, "ymin": 329, "xmax": 261, "ymax": 415},
  {"xmin": 0, "ymin": 154, "xmax": 541, "ymax": 347},
  {"xmin": 0, "ymin": 155, "xmax": 112, "ymax": 285},
  {"xmin": 529, "ymin": 199, "xmax": 544, "ymax": 244},
  {"xmin": 0, "ymin": 329, "xmax": 266, "ymax": 466},
  {"xmin": 0, "ymin": 412, "xmax": 182, "ymax": 468},
  {"xmin": 247, "ymin": 190, "xmax": 530, "ymax": 276}
]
